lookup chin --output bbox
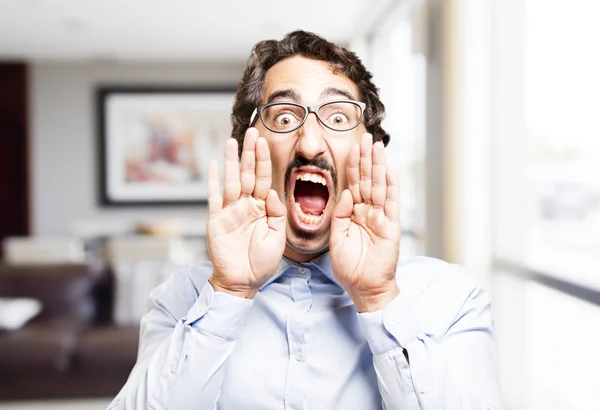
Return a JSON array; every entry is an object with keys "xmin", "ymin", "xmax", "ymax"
[{"xmin": 284, "ymin": 222, "xmax": 331, "ymax": 260}]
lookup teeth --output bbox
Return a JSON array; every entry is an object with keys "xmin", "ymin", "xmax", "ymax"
[
  {"xmin": 295, "ymin": 202, "xmax": 323, "ymax": 225},
  {"xmin": 296, "ymin": 172, "xmax": 326, "ymax": 186}
]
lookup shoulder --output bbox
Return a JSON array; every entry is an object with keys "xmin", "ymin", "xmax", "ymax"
[
  {"xmin": 394, "ymin": 256, "xmax": 489, "ymax": 337},
  {"xmin": 395, "ymin": 256, "xmax": 479, "ymax": 296},
  {"xmin": 146, "ymin": 261, "xmax": 214, "ymax": 320}
]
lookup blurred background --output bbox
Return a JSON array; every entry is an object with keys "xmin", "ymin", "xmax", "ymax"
[{"xmin": 0, "ymin": 0, "xmax": 598, "ymax": 409}]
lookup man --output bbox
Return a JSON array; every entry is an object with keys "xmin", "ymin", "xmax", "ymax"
[{"xmin": 108, "ymin": 30, "xmax": 503, "ymax": 409}]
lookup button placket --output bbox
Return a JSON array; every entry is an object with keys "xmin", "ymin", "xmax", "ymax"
[{"xmin": 283, "ymin": 274, "xmax": 312, "ymax": 410}]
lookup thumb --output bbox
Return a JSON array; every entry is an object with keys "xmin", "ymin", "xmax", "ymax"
[
  {"xmin": 332, "ymin": 189, "xmax": 354, "ymax": 220},
  {"xmin": 330, "ymin": 189, "xmax": 353, "ymax": 246},
  {"xmin": 266, "ymin": 189, "xmax": 286, "ymax": 220}
]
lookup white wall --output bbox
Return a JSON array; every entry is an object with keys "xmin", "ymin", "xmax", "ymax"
[{"xmin": 30, "ymin": 61, "xmax": 245, "ymax": 236}]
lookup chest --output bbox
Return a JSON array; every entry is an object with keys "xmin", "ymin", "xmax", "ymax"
[{"xmin": 218, "ymin": 283, "xmax": 382, "ymax": 410}]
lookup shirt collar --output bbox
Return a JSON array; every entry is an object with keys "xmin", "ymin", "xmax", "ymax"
[{"xmin": 259, "ymin": 251, "xmax": 341, "ymax": 291}]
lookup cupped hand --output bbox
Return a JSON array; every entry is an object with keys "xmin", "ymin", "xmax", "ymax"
[
  {"xmin": 330, "ymin": 133, "xmax": 401, "ymax": 312},
  {"xmin": 206, "ymin": 128, "xmax": 287, "ymax": 299}
]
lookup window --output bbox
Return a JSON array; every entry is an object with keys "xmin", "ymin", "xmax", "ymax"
[
  {"xmin": 363, "ymin": 3, "xmax": 427, "ymax": 257},
  {"xmin": 491, "ymin": 0, "xmax": 600, "ymax": 408},
  {"xmin": 524, "ymin": 0, "xmax": 600, "ymax": 288}
]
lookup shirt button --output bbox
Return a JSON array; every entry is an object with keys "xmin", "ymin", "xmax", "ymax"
[
  {"xmin": 170, "ymin": 363, "xmax": 177, "ymax": 373},
  {"xmin": 198, "ymin": 303, "xmax": 208, "ymax": 313},
  {"xmin": 294, "ymin": 351, "xmax": 304, "ymax": 362},
  {"xmin": 298, "ymin": 267, "xmax": 309, "ymax": 275}
]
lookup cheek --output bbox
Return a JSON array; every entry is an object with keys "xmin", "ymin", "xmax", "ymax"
[
  {"xmin": 265, "ymin": 141, "xmax": 288, "ymax": 189},
  {"xmin": 330, "ymin": 146, "xmax": 355, "ymax": 189}
]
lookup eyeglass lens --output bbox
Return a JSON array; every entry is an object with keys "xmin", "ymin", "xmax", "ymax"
[{"xmin": 261, "ymin": 101, "xmax": 362, "ymax": 132}]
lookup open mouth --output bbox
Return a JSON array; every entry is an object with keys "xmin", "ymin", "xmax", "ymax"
[{"xmin": 289, "ymin": 167, "xmax": 332, "ymax": 232}]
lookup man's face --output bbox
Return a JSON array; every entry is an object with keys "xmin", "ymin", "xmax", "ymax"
[{"xmin": 254, "ymin": 56, "xmax": 368, "ymax": 262}]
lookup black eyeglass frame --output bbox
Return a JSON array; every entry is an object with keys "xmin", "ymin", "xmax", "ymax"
[{"xmin": 249, "ymin": 99, "xmax": 367, "ymax": 134}]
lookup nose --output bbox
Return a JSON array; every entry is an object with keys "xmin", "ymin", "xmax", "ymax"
[{"xmin": 295, "ymin": 112, "xmax": 327, "ymax": 160}]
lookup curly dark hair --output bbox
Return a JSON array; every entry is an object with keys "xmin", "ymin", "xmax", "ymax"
[{"xmin": 231, "ymin": 30, "xmax": 389, "ymax": 155}]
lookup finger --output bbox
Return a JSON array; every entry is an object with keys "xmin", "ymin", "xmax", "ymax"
[
  {"xmin": 384, "ymin": 167, "xmax": 400, "ymax": 222},
  {"xmin": 359, "ymin": 133, "xmax": 373, "ymax": 203},
  {"xmin": 253, "ymin": 137, "xmax": 271, "ymax": 200},
  {"xmin": 207, "ymin": 160, "xmax": 222, "ymax": 219},
  {"xmin": 371, "ymin": 141, "xmax": 386, "ymax": 208},
  {"xmin": 240, "ymin": 128, "xmax": 258, "ymax": 196},
  {"xmin": 223, "ymin": 138, "xmax": 241, "ymax": 205},
  {"xmin": 346, "ymin": 144, "xmax": 362, "ymax": 203}
]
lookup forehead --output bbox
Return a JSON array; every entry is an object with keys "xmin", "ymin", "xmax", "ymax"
[{"xmin": 262, "ymin": 56, "xmax": 360, "ymax": 104}]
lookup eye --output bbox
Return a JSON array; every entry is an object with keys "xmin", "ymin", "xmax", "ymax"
[
  {"xmin": 263, "ymin": 104, "xmax": 304, "ymax": 131},
  {"xmin": 276, "ymin": 113, "xmax": 296, "ymax": 127},
  {"xmin": 328, "ymin": 112, "xmax": 349, "ymax": 125}
]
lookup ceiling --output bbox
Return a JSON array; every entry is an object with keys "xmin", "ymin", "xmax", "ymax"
[{"xmin": 0, "ymin": 0, "xmax": 394, "ymax": 62}]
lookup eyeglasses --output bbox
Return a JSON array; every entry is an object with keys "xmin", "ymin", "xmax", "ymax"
[{"xmin": 249, "ymin": 100, "xmax": 367, "ymax": 134}]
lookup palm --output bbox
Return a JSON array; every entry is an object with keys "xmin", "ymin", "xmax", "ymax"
[
  {"xmin": 209, "ymin": 196, "xmax": 284, "ymax": 284},
  {"xmin": 330, "ymin": 134, "xmax": 401, "ymax": 299},
  {"xmin": 207, "ymin": 130, "xmax": 286, "ymax": 292},
  {"xmin": 330, "ymin": 203, "xmax": 400, "ymax": 291}
]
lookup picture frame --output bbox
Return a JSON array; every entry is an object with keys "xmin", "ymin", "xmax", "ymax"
[{"xmin": 97, "ymin": 86, "xmax": 236, "ymax": 206}]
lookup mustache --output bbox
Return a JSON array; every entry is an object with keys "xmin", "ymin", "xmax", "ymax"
[{"xmin": 284, "ymin": 156, "xmax": 338, "ymax": 198}]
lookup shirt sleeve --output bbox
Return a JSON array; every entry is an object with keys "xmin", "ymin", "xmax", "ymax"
[
  {"xmin": 357, "ymin": 266, "xmax": 505, "ymax": 410},
  {"xmin": 107, "ymin": 267, "xmax": 253, "ymax": 410}
]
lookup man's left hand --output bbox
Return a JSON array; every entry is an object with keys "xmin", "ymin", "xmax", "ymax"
[{"xmin": 330, "ymin": 133, "xmax": 401, "ymax": 313}]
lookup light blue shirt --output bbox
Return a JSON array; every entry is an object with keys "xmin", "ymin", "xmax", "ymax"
[{"xmin": 108, "ymin": 253, "xmax": 503, "ymax": 409}]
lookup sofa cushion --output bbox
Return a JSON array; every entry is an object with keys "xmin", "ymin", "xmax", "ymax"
[
  {"xmin": 0, "ymin": 319, "xmax": 80, "ymax": 375},
  {"xmin": 0, "ymin": 263, "xmax": 99, "ymax": 324},
  {"xmin": 75, "ymin": 325, "xmax": 139, "ymax": 373}
]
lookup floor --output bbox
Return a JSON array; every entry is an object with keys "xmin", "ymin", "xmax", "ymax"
[{"xmin": 0, "ymin": 399, "xmax": 110, "ymax": 410}]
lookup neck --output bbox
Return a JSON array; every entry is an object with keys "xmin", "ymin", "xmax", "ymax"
[{"xmin": 283, "ymin": 244, "xmax": 328, "ymax": 263}]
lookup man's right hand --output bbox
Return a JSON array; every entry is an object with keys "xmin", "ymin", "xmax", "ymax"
[{"xmin": 206, "ymin": 128, "xmax": 287, "ymax": 299}]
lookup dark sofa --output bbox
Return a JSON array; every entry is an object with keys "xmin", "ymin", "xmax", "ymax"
[{"xmin": 0, "ymin": 263, "xmax": 139, "ymax": 401}]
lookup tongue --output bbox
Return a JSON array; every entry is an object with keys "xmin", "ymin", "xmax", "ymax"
[{"xmin": 295, "ymin": 182, "xmax": 328, "ymax": 215}]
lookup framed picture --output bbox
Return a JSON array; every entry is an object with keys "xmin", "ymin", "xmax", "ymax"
[{"xmin": 97, "ymin": 86, "xmax": 236, "ymax": 206}]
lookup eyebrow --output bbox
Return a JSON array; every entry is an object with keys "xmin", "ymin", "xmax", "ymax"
[
  {"xmin": 266, "ymin": 89, "xmax": 301, "ymax": 104},
  {"xmin": 265, "ymin": 87, "xmax": 358, "ymax": 105},
  {"xmin": 319, "ymin": 87, "xmax": 357, "ymax": 101}
]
